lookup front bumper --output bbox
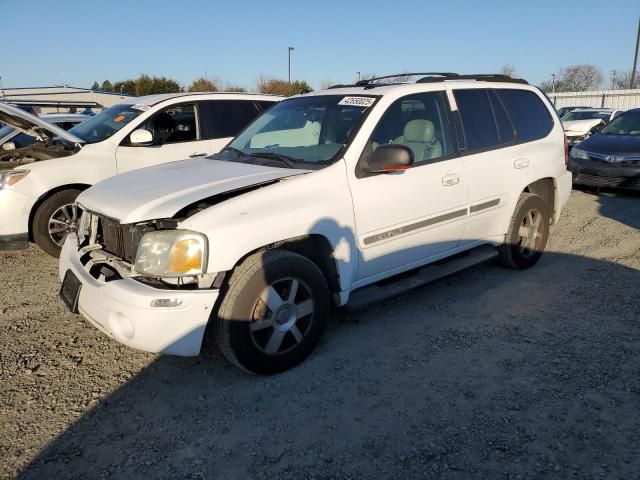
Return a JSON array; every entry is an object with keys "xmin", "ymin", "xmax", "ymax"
[
  {"xmin": 568, "ymin": 156, "xmax": 640, "ymax": 190},
  {"xmin": 0, "ymin": 188, "xmax": 37, "ymax": 250},
  {"xmin": 59, "ymin": 234, "xmax": 219, "ymax": 356}
]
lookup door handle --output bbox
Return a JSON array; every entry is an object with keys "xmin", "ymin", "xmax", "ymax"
[
  {"xmin": 190, "ymin": 152, "xmax": 207, "ymax": 158},
  {"xmin": 442, "ymin": 174, "xmax": 460, "ymax": 186},
  {"xmin": 514, "ymin": 158, "xmax": 529, "ymax": 169}
]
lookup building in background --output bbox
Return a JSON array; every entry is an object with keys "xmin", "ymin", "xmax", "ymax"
[
  {"xmin": 548, "ymin": 89, "xmax": 640, "ymax": 110},
  {"xmin": 0, "ymin": 85, "xmax": 131, "ymax": 114}
]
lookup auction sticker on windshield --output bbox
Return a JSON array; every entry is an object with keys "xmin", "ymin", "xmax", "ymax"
[{"xmin": 338, "ymin": 96, "xmax": 376, "ymax": 108}]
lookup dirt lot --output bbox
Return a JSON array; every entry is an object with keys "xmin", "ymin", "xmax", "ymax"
[{"xmin": 1, "ymin": 189, "xmax": 639, "ymax": 480}]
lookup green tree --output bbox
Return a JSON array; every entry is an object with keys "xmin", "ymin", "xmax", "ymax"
[
  {"xmin": 91, "ymin": 81, "xmax": 100, "ymax": 90},
  {"xmin": 113, "ymin": 79, "xmax": 136, "ymax": 95},
  {"xmin": 189, "ymin": 76, "xmax": 220, "ymax": 92},
  {"xmin": 100, "ymin": 80, "xmax": 113, "ymax": 92}
]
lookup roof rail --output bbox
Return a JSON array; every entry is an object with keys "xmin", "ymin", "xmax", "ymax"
[
  {"xmin": 327, "ymin": 72, "xmax": 528, "ymax": 90},
  {"xmin": 417, "ymin": 73, "xmax": 528, "ymax": 84},
  {"xmin": 354, "ymin": 72, "xmax": 460, "ymax": 86}
]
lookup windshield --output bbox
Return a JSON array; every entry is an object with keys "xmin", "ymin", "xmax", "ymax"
[
  {"xmin": 600, "ymin": 111, "xmax": 640, "ymax": 135},
  {"xmin": 67, "ymin": 104, "xmax": 143, "ymax": 144},
  {"xmin": 0, "ymin": 124, "xmax": 15, "ymax": 139},
  {"xmin": 563, "ymin": 111, "xmax": 611, "ymax": 121},
  {"xmin": 221, "ymin": 95, "xmax": 378, "ymax": 167}
]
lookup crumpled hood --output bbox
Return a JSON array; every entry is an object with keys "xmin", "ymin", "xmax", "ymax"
[
  {"xmin": 0, "ymin": 101, "xmax": 84, "ymax": 144},
  {"xmin": 77, "ymin": 158, "xmax": 310, "ymax": 224},
  {"xmin": 563, "ymin": 119, "xmax": 604, "ymax": 136}
]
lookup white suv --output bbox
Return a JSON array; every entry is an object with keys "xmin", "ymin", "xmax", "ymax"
[
  {"xmin": 58, "ymin": 73, "xmax": 573, "ymax": 374},
  {"xmin": 0, "ymin": 93, "xmax": 280, "ymax": 256}
]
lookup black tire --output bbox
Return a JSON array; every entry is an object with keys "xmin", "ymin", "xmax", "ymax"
[
  {"xmin": 32, "ymin": 189, "xmax": 82, "ymax": 258},
  {"xmin": 214, "ymin": 249, "xmax": 330, "ymax": 375},
  {"xmin": 499, "ymin": 193, "xmax": 550, "ymax": 270}
]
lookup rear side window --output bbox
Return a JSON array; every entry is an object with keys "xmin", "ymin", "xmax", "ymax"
[
  {"xmin": 453, "ymin": 89, "xmax": 498, "ymax": 151},
  {"xmin": 199, "ymin": 100, "xmax": 261, "ymax": 140},
  {"xmin": 488, "ymin": 90, "xmax": 515, "ymax": 144},
  {"xmin": 496, "ymin": 89, "xmax": 553, "ymax": 142}
]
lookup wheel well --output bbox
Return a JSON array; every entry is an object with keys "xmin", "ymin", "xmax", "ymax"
[
  {"xmin": 232, "ymin": 235, "xmax": 341, "ymax": 295},
  {"xmin": 523, "ymin": 178, "xmax": 555, "ymax": 221},
  {"xmin": 28, "ymin": 184, "xmax": 90, "ymax": 241}
]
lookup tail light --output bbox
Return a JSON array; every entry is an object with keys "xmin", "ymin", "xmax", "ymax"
[{"xmin": 563, "ymin": 135, "xmax": 569, "ymax": 167}]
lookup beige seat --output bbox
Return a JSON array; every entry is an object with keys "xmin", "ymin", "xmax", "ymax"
[{"xmin": 393, "ymin": 119, "xmax": 442, "ymax": 162}]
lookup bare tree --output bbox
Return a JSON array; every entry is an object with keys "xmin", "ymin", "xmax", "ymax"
[
  {"xmin": 224, "ymin": 84, "xmax": 247, "ymax": 92},
  {"xmin": 500, "ymin": 64, "xmax": 517, "ymax": 77},
  {"xmin": 319, "ymin": 79, "xmax": 334, "ymax": 90},
  {"xmin": 612, "ymin": 70, "xmax": 640, "ymax": 89},
  {"xmin": 256, "ymin": 75, "xmax": 313, "ymax": 96},
  {"xmin": 539, "ymin": 64, "xmax": 604, "ymax": 93}
]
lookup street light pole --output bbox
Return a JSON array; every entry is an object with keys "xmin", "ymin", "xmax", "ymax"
[
  {"xmin": 357, "ymin": 71, "xmax": 361, "ymax": 82},
  {"xmin": 551, "ymin": 73, "xmax": 556, "ymax": 96},
  {"xmin": 631, "ymin": 16, "xmax": 639, "ymax": 89},
  {"xmin": 288, "ymin": 47, "xmax": 295, "ymax": 85}
]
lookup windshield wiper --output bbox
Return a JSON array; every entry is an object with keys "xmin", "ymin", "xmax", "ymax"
[{"xmin": 244, "ymin": 152, "xmax": 298, "ymax": 168}]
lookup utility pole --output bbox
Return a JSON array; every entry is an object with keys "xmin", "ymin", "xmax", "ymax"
[
  {"xmin": 631, "ymin": 16, "xmax": 640, "ymax": 89},
  {"xmin": 611, "ymin": 69, "xmax": 618, "ymax": 90},
  {"xmin": 357, "ymin": 71, "xmax": 361, "ymax": 82},
  {"xmin": 288, "ymin": 47, "xmax": 295, "ymax": 85},
  {"xmin": 551, "ymin": 73, "xmax": 556, "ymax": 96}
]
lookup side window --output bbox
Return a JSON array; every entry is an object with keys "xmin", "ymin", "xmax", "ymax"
[
  {"xmin": 56, "ymin": 121, "xmax": 81, "ymax": 131},
  {"xmin": 453, "ymin": 89, "xmax": 499, "ymax": 152},
  {"xmin": 136, "ymin": 103, "xmax": 198, "ymax": 145},
  {"xmin": 257, "ymin": 101, "xmax": 277, "ymax": 112},
  {"xmin": 199, "ymin": 101, "xmax": 261, "ymax": 140},
  {"xmin": 366, "ymin": 92, "xmax": 452, "ymax": 164},
  {"xmin": 12, "ymin": 133, "xmax": 37, "ymax": 149},
  {"xmin": 496, "ymin": 89, "xmax": 553, "ymax": 142},
  {"xmin": 488, "ymin": 90, "xmax": 515, "ymax": 144}
]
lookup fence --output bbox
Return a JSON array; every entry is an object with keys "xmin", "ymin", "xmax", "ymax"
[{"xmin": 547, "ymin": 89, "xmax": 640, "ymax": 110}]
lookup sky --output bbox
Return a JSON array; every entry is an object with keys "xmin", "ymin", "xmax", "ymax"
[{"xmin": 2, "ymin": 0, "xmax": 639, "ymax": 90}]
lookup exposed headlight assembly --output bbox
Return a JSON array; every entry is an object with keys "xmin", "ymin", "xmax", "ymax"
[
  {"xmin": 134, "ymin": 230, "xmax": 208, "ymax": 278},
  {"xmin": 0, "ymin": 170, "xmax": 29, "ymax": 189},
  {"xmin": 570, "ymin": 147, "xmax": 589, "ymax": 160}
]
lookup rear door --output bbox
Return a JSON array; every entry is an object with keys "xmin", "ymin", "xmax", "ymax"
[
  {"xmin": 115, "ymin": 102, "xmax": 211, "ymax": 173},
  {"xmin": 198, "ymin": 100, "xmax": 267, "ymax": 153}
]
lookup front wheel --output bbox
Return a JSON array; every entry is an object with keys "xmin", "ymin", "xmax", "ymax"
[
  {"xmin": 32, "ymin": 189, "xmax": 83, "ymax": 257},
  {"xmin": 214, "ymin": 249, "xmax": 330, "ymax": 375},
  {"xmin": 499, "ymin": 193, "xmax": 550, "ymax": 269}
]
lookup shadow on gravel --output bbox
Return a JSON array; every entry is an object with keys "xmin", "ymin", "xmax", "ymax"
[
  {"xmin": 575, "ymin": 185, "xmax": 640, "ymax": 230},
  {"xmin": 16, "ymin": 250, "xmax": 640, "ymax": 480}
]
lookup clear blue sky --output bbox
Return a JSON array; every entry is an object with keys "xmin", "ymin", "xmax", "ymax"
[{"xmin": 2, "ymin": 0, "xmax": 639, "ymax": 90}]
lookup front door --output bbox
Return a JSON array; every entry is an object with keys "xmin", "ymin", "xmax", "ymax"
[{"xmin": 349, "ymin": 91, "xmax": 468, "ymax": 283}]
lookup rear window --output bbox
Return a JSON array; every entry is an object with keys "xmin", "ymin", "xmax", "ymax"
[
  {"xmin": 496, "ymin": 89, "xmax": 553, "ymax": 142},
  {"xmin": 453, "ymin": 89, "xmax": 499, "ymax": 151}
]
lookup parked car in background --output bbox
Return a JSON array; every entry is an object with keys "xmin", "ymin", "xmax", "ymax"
[
  {"xmin": 58, "ymin": 72, "xmax": 572, "ymax": 374},
  {"xmin": 562, "ymin": 108, "xmax": 624, "ymax": 146},
  {"xmin": 13, "ymin": 104, "xmax": 39, "ymax": 116},
  {"xmin": 568, "ymin": 108, "xmax": 640, "ymax": 190},
  {"xmin": 556, "ymin": 105, "xmax": 589, "ymax": 118},
  {"xmin": 0, "ymin": 93, "xmax": 281, "ymax": 256},
  {"xmin": 0, "ymin": 113, "xmax": 88, "ymax": 150}
]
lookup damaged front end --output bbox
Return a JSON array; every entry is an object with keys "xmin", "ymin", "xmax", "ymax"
[{"xmin": 0, "ymin": 142, "xmax": 79, "ymax": 168}]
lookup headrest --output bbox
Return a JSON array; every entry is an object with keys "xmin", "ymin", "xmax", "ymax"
[{"xmin": 404, "ymin": 119, "xmax": 435, "ymax": 143}]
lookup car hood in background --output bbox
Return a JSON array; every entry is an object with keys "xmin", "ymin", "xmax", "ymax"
[
  {"xmin": 77, "ymin": 158, "xmax": 310, "ymax": 224},
  {"xmin": 0, "ymin": 102, "xmax": 84, "ymax": 144},
  {"xmin": 578, "ymin": 133, "xmax": 640, "ymax": 156},
  {"xmin": 562, "ymin": 119, "xmax": 604, "ymax": 136}
]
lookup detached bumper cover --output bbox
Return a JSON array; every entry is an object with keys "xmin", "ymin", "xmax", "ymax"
[
  {"xmin": 568, "ymin": 157, "xmax": 640, "ymax": 190},
  {"xmin": 59, "ymin": 234, "xmax": 219, "ymax": 356},
  {"xmin": 0, "ymin": 188, "xmax": 37, "ymax": 250}
]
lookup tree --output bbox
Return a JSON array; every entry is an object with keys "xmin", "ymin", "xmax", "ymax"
[
  {"xmin": 319, "ymin": 79, "xmax": 334, "ymax": 90},
  {"xmin": 500, "ymin": 64, "xmax": 517, "ymax": 77},
  {"xmin": 541, "ymin": 64, "xmax": 603, "ymax": 93},
  {"xmin": 91, "ymin": 81, "xmax": 99, "ymax": 90},
  {"xmin": 612, "ymin": 70, "xmax": 640, "ymax": 89},
  {"xmin": 256, "ymin": 76, "xmax": 313, "ymax": 96},
  {"xmin": 225, "ymin": 84, "xmax": 247, "ymax": 92},
  {"xmin": 100, "ymin": 80, "xmax": 113, "ymax": 92},
  {"xmin": 189, "ymin": 76, "xmax": 220, "ymax": 92},
  {"xmin": 112, "ymin": 79, "xmax": 136, "ymax": 95}
]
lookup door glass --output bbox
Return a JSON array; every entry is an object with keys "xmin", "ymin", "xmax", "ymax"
[
  {"xmin": 135, "ymin": 104, "xmax": 197, "ymax": 145},
  {"xmin": 199, "ymin": 100, "xmax": 261, "ymax": 140},
  {"xmin": 453, "ymin": 89, "xmax": 499, "ymax": 152},
  {"xmin": 496, "ymin": 89, "xmax": 553, "ymax": 142},
  {"xmin": 488, "ymin": 90, "xmax": 515, "ymax": 144},
  {"xmin": 365, "ymin": 92, "xmax": 452, "ymax": 164}
]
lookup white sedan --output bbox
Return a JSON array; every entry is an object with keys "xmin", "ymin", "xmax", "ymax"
[{"xmin": 562, "ymin": 108, "xmax": 623, "ymax": 145}]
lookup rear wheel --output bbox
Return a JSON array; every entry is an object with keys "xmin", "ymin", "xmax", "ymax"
[
  {"xmin": 214, "ymin": 249, "xmax": 330, "ymax": 375},
  {"xmin": 499, "ymin": 193, "xmax": 549, "ymax": 269},
  {"xmin": 32, "ymin": 189, "xmax": 83, "ymax": 258}
]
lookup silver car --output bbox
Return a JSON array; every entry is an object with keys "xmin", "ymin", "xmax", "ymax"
[{"xmin": 0, "ymin": 113, "xmax": 89, "ymax": 150}]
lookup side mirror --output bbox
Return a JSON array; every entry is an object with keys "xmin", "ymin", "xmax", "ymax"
[
  {"xmin": 129, "ymin": 129, "xmax": 154, "ymax": 146},
  {"xmin": 2, "ymin": 142, "xmax": 16, "ymax": 151},
  {"xmin": 365, "ymin": 144, "xmax": 414, "ymax": 173}
]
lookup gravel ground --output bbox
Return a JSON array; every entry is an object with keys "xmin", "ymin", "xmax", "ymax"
[{"xmin": 1, "ymin": 188, "xmax": 639, "ymax": 480}]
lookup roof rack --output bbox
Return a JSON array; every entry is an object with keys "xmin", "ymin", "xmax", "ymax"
[{"xmin": 328, "ymin": 72, "xmax": 528, "ymax": 89}]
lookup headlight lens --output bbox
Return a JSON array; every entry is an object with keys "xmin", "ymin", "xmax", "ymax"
[
  {"xmin": 0, "ymin": 170, "xmax": 29, "ymax": 189},
  {"xmin": 570, "ymin": 147, "xmax": 589, "ymax": 160},
  {"xmin": 134, "ymin": 230, "xmax": 208, "ymax": 278}
]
